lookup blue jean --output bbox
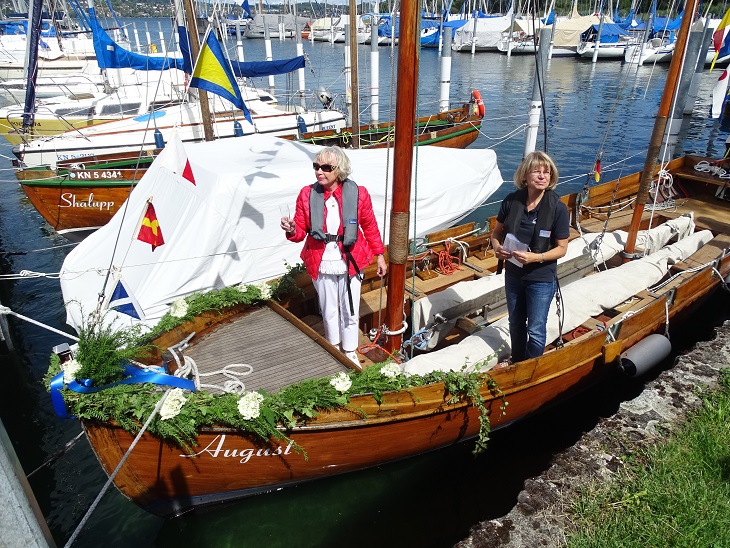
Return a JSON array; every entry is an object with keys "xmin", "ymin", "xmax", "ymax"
[{"xmin": 505, "ymin": 275, "xmax": 556, "ymax": 362}]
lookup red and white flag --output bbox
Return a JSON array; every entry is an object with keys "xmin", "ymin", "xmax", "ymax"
[{"xmin": 159, "ymin": 131, "xmax": 196, "ymax": 184}]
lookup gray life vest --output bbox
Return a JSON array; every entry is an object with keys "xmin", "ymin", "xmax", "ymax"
[{"xmin": 308, "ymin": 178, "xmax": 359, "ymax": 247}]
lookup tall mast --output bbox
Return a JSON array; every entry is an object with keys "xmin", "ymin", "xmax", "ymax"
[
  {"xmin": 624, "ymin": 0, "xmax": 698, "ymax": 258},
  {"xmin": 348, "ymin": 0, "xmax": 360, "ymax": 148},
  {"xmin": 183, "ymin": 0, "xmax": 215, "ymax": 142},
  {"xmin": 384, "ymin": 0, "xmax": 418, "ymax": 352},
  {"xmin": 21, "ymin": 0, "xmax": 43, "ymax": 131}
]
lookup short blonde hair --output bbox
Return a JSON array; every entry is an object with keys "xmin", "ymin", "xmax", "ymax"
[
  {"xmin": 513, "ymin": 151, "xmax": 559, "ymax": 191},
  {"xmin": 314, "ymin": 146, "xmax": 352, "ymax": 181}
]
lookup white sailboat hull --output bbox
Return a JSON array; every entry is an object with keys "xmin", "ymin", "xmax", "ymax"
[{"xmin": 14, "ymin": 100, "xmax": 347, "ymax": 169}]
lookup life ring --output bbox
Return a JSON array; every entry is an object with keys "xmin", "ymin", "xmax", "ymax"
[{"xmin": 471, "ymin": 90, "xmax": 485, "ymax": 117}]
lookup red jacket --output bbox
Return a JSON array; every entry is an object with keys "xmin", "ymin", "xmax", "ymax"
[{"xmin": 287, "ymin": 182, "xmax": 385, "ymax": 280}]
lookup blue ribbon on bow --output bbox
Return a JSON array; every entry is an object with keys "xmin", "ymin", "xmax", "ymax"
[{"xmin": 50, "ymin": 363, "xmax": 197, "ymax": 419}]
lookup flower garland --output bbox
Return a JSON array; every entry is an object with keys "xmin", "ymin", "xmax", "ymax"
[{"xmin": 46, "ymin": 262, "xmax": 506, "ymax": 455}]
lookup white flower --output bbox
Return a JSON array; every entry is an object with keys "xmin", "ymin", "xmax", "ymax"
[
  {"xmin": 62, "ymin": 359, "xmax": 82, "ymax": 384},
  {"xmin": 160, "ymin": 388, "xmax": 187, "ymax": 420},
  {"xmin": 255, "ymin": 281, "xmax": 272, "ymax": 300},
  {"xmin": 380, "ymin": 363, "xmax": 402, "ymax": 379},
  {"xmin": 237, "ymin": 391, "xmax": 265, "ymax": 420},
  {"xmin": 330, "ymin": 372, "xmax": 352, "ymax": 393},
  {"xmin": 169, "ymin": 298, "xmax": 189, "ymax": 318},
  {"xmin": 237, "ymin": 282, "xmax": 249, "ymax": 293}
]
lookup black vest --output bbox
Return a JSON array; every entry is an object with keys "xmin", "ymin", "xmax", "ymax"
[
  {"xmin": 309, "ymin": 178, "xmax": 359, "ymax": 247},
  {"xmin": 503, "ymin": 188, "xmax": 559, "ymax": 254}
]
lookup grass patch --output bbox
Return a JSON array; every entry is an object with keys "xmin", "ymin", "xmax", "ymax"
[{"xmin": 566, "ymin": 369, "xmax": 730, "ymax": 547}]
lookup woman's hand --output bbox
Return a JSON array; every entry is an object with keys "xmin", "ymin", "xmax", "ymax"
[
  {"xmin": 493, "ymin": 242, "xmax": 512, "ymax": 261},
  {"xmin": 280, "ymin": 216, "xmax": 295, "ymax": 234},
  {"xmin": 376, "ymin": 255, "xmax": 387, "ymax": 277},
  {"xmin": 512, "ymin": 250, "xmax": 541, "ymax": 265}
]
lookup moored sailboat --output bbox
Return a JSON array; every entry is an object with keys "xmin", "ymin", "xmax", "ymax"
[{"xmin": 45, "ymin": 0, "xmax": 730, "ymax": 519}]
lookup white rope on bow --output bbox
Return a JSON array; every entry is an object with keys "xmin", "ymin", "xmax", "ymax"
[{"xmin": 179, "ymin": 355, "xmax": 253, "ymax": 395}]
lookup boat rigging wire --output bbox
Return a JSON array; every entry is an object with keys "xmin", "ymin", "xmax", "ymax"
[
  {"xmin": 0, "ymin": 241, "xmax": 77, "ymax": 255},
  {"xmin": 0, "ymin": 304, "xmax": 79, "ymax": 341},
  {"xmin": 63, "ymin": 385, "xmax": 180, "ymax": 547},
  {"xmin": 26, "ymin": 431, "xmax": 85, "ymax": 478}
]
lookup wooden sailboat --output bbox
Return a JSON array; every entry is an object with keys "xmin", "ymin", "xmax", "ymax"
[{"xmin": 50, "ymin": 0, "xmax": 730, "ymax": 517}]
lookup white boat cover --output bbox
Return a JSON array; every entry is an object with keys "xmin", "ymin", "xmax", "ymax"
[
  {"xmin": 552, "ymin": 15, "xmax": 602, "ymax": 47},
  {"xmin": 59, "ymin": 133, "xmax": 503, "ymax": 333},
  {"xmin": 453, "ymin": 13, "xmax": 514, "ymax": 49},
  {"xmin": 404, "ymin": 225, "xmax": 711, "ymax": 376},
  {"xmin": 409, "ymin": 215, "xmax": 695, "ymax": 351}
]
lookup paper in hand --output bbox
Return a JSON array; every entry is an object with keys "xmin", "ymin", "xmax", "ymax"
[{"xmin": 503, "ymin": 233, "xmax": 529, "ymax": 268}]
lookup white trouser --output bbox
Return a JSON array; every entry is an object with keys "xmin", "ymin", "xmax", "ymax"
[{"xmin": 312, "ymin": 272, "xmax": 362, "ymax": 352}]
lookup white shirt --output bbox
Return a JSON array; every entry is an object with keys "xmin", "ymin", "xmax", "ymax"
[{"xmin": 319, "ymin": 194, "xmax": 347, "ymax": 275}]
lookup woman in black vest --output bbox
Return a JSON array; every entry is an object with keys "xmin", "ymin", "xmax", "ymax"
[{"xmin": 490, "ymin": 151, "xmax": 570, "ymax": 362}]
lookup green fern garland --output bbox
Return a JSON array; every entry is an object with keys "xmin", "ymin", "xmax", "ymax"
[{"xmin": 48, "ymin": 263, "xmax": 506, "ymax": 455}]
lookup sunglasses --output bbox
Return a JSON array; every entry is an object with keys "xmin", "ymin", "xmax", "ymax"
[{"xmin": 312, "ymin": 162, "xmax": 335, "ymax": 172}]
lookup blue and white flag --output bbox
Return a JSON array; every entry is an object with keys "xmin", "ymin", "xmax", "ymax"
[
  {"xmin": 241, "ymin": 0, "xmax": 252, "ymax": 18},
  {"xmin": 108, "ymin": 278, "xmax": 145, "ymax": 320}
]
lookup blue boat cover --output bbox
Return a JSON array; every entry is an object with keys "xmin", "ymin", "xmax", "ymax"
[
  {"xmin": 584, "ymin": 22, "xmax": 630, "ymax": 43},
  {"xmin": 0, "ymin": 20, "xmax": 56, "ymax": 36},
  {"xmin": 230, "ymin": 55, "xmax": 305, "ymax": 78},
  {"xmin": 88, "ymin": 7, "xmax": 186, "ymax": 71}
]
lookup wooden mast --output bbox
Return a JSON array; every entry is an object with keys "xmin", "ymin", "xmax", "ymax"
[
  {"xmin": 384, "ymin": 0, "xmax": 419, "ymax": 352},
  {"xmin": 624, "ymin": 0, "xmax": 698, "ymax": 258},
  {"xmin": 183, "ymin": 0, "xmax": 215, "ymax": 142},
  {"xmin": 348, "ymin": 0, "xmax": 360, "ymax": 148}
]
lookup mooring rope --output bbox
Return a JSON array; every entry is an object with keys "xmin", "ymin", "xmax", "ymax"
[
  {"xmin": 0, "ymin": 305, "xmax": 79, "ymax": 341},
  {"xmin": 64, "ymin": 386, "xmax": 174, "ymax": 547}
]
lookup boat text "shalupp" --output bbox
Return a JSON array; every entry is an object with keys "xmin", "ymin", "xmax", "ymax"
[
  {"xmin": 179, "ymin": 435, "xmax": 296, "ymax": 463},
  {"xmin": 60, "ymin": 192, "xmax": 115, "ymax": 211}
]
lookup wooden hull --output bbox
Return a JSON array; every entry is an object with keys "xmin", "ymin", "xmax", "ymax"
[
  {"xmin": 84, "ymin": 331, "xmax": 609, "ymax": 516},
  {"xmin": 18, "ymin": 151, "xmax": 154, "ymax": 239},
  {"xmin": 20, "ymin": 179, "xmax": 140, "ymax": 240},
  {"xmin": 282, "ymin": 103, "xmax": 482, "ymax": 149}
]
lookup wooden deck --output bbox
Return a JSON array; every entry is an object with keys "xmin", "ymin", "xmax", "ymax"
[{"xmin": 184, "ymin": 306, "xmax": 350, "ymax": 394}]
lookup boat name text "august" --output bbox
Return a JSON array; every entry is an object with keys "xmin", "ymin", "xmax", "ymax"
[
  {"xmin": 179, "ymin": 434, "xmax": 295, "ymax": 464},
  {"xmin": 60, "ymin": 192, "xmax": 115, "ymax": 211}
]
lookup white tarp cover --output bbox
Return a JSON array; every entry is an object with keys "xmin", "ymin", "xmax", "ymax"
[
  {"xmin": 403, "ymin": 228, "xmax": 712, "ymax": 375},
  {"xmin": 552, "ymin": 15, "xmax": 602, "ymax": 47},
  {"xmin": 408, "ymin": 215, "xmax": 695, "ymax": 350},
  {"xmin": 59, "ymin": 133, "xmax": 503, "ymax": 332},
  {"xmin": 453, "ymin": 13, "xmax": 514, "ymax": 49}
]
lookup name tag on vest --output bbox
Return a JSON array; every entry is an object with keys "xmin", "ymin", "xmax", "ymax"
[{"xmin": 539, "ymin": 230, "xmax": 551, "ymax": 238}]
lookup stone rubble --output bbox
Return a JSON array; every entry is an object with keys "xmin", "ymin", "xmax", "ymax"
[{"xmin": 456, "ymin": 320, "xmax": 730, "ymax": 548}]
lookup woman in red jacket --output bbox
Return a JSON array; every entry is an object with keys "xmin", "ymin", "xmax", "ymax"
[{"xmin": 281, "ymin": 146, "xmax": 387, "ymax": 366}]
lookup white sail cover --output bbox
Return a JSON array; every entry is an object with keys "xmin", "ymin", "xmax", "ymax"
[
  {"xmin": 59, "ymin": 133, "xmax": 503, "ymax": 332},
  {"xmin": 452, "ymin": 13, "xmax": 514, "ymax": 50},
  {"xmin": 403, "ymin": 227, "xmax": 712, "ymax": 376},
  {"xmin": 552, "ymin": 15, "xmax": 602, "ymax": 47}
]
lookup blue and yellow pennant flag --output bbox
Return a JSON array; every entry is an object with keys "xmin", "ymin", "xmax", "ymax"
[{"xmin": 190, "ymin": 31, "xmax": 253, "ymax": 124}]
